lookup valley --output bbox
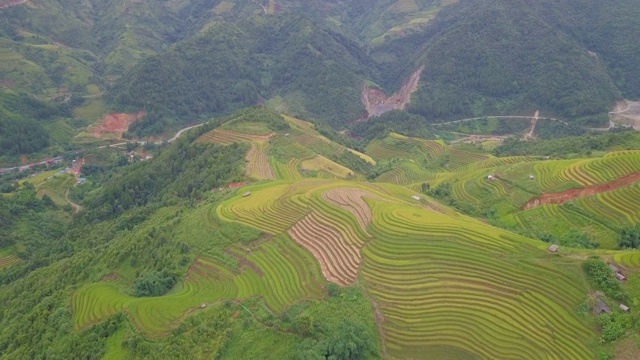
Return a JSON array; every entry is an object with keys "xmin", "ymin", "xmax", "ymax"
[{"xmin": 1, "ymin": 0, "xmax": 640, "ymax": 359}]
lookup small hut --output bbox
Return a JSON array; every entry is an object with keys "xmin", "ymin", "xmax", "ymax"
[
  {"xmin": 529, "ymin": 175, "xmax": 535, "ymax": 180},
  {"xmin": 620, "ymin": 304, "xmax": 630, "ymax": 312},
  {"xmin": 609, "ymin": 264, "xmax": 620, "ymax": 273},
  {"xmin": 243, "ymin": 191, "xmax": 251, "ymax": 197},
  {"xmin": 593, "ymin": 300, "xmax": 611, "ymax": 315},
  {"xmin": 548, "ymin": 244, "xmax": 559, "ymax": 253},
  {"xmin": 616, "ymin": 272, "xmax": 627, "ymax": 281},
  {"xmin": 411, "ymin": 195, "xmax": 421, "ymax": 201}
]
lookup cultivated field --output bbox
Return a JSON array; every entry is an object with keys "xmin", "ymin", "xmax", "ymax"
[
  {"xmin": 216, "ymin": 179, "xmax": 597, "ymax": 359},
  {"xmin": 72, "ymin": 235, "xmax": 325, "ymax": 337},
  {"xmin": 0, "ymin": 246, "xmax": 20, "ymax": 269}
]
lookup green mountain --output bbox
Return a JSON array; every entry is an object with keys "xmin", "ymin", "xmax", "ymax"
[
  {"xmin": 109, "ymin": 15, "xmax": 378, "ymax": 136},
  {"xmin": 375, "ymin": 0, "xmax": 637, "ymax": 126}
]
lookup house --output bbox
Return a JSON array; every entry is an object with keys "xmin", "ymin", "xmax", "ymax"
[
  {"xmin": 411, "ymin": 195, "xmax": 421, "ymax": 201},
  {"xmin": 77, "ymin": 178, "xmax": 86, "ymax": 185},
  {"xmin": 487, "ymin": 175, "xmax": 495, "ymax": 181},
  {"xmin": 243, "ymin": 191, "xmax": 251, "ymax": 197},
  {"xmin": 529, "ymin": 175, "xmax": 535, "ymax": 180},
  {"xmin": 620, "ymin": 304, "xmax": 630, "ymax": 312},
  {"xmin": 609, "ymin": 263, "xmax": 626, "ymax": 281},
  {"xmin": 593, "ymin": 300, "xmax": 611, "ymax": 315},
  {"xmin": 548, "ymin": 244, "xmax": 559, "ymax": 253}
]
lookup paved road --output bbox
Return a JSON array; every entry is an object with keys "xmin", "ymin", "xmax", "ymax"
[
  {"xmin": 167, "ymin": 123, "xmax": 205, "ymax": 143},
  {"xmin": 430, "ymin": 115, "xmax": 569, "ymax": 126}
]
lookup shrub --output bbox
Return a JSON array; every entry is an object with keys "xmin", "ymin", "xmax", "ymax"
[{"xmin": 133, "ymin": 271, "xmax": 177, "ymax": 297}]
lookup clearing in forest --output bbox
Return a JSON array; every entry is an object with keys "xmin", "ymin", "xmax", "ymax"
[{"xmin": 92, "ymin": 112, "xmax": 145, "ymax": 138}]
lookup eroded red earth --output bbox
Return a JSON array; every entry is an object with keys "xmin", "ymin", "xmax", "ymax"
[
  {"xmin": 228, "ymin": 182, "xmax": 247, "ymax": 189},
  {"xmin": 361, "ymin": 65, "xmax": 424, "ymax": 119},
  {"xmin": 523, "ymin": 172, "xmax": 640, "ymax": 210},
  {"xmin": 93, "ymin": 111, "xmax": 145, "ymax": 138}
]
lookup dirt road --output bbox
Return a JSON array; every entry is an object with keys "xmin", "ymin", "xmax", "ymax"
[
  {"xmin": 65, "ymin": 188, "xmax": 83, "ymax": 213},
  {"xmin": 522, "ymin": 172, "xmax": 640, "ymax": 211}
]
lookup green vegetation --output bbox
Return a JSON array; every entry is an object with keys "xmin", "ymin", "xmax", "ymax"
[
  {"xmin": 1, "ymin": 1, "xmax": 640, "ymax": 358},
  {"xmin": 583, "ymin": 257, "xmax": 626, "ymax": 301},
  {"xmin": 110, "ymin": 15, "xmax": 377, "ymax": 136}
]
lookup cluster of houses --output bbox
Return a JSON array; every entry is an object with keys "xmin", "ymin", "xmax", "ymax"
[{"xmin": 592, "ymin": 263, "xmax": 630, "ymax": 315}]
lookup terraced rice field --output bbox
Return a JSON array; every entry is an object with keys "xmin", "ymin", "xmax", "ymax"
[
  {"xmin": 218, "ymin": 183, "xmax": 311, "ymax": 234},
  {"xmin": 198, "ymin": 128, "xmax": 273, "ymax": 145},
  {"xmin": 289, "ymin": 211, "xmax": 363, "ymax": 285},
  {"xmin": 533, "ymin": 152, "xmax": 640, "ymax": 192},
  {"xmin": 272, "ymin": 158, "xmax": 303, "ymax": 180},
  {"xmin": 613, "ymin": 253, "xmax": 640, "ymax": 270},
  {"xmin": 375, "ymin": 161, "xmax": 434, "ymax": 185},
  {"xmin": 363, "ymin": 199, "xmax": 594, "ymax": 359},
  {"xmin": 217, "ymin": 180, "xmax": 596, "ymax": 358},
  {"xmin": 445, "ymin": 148, "xmax": 490, "ymax": 172},
  {"xmin": 572, "ymin": 182, "xmax": 640, "ymax": 227},
  {"xmin": 0, "ymin": 254, "xmax": 20, "ymax": 269},
  {"xmin": 72, "ymin": 235, "xmax": 325, "ymax": 336},
  {"xmin": 390, "ymin": 133, "xmax": 446, "ymax": 160},
  {"xmin": 246, "ymin": 143, "xmax": 275, "ymax": 180},
  {"xmin": 300, "ymin": 155, "xmax": 353, "ymax": 178},
  {"xmin": 366, "ymin": 139, "xmax": 416, "ymax": 161},
  {"xmin": 507, "ymin": 204, "xmax": 618, "ymax": 248}
]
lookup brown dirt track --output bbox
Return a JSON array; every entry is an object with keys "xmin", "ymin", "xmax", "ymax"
[
  {"xmin": 93, "ymin": 111, "xmax": 145, "ymax": 138},
  {"xmin": 522, "ymin": 172, "xmax": 640, "ymax": 210}
]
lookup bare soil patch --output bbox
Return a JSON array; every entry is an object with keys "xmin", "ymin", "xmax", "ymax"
[
  {"xmin": 611, "ymin": 100, "xmax": 640, "ymax": 129},
  {"xmin": 361, "ymin": 66, "xmax": 424, "ymax": 119},
  {"xmin": 288, "ymin": 211, "xmax": 361, "ymax": 286},
  {"xmin": 93, "ymin": 111, "xmax": 145, "ymax": 138},
  {"xmin": 228, "ymin": 182, "xmax": 247, "ymax": 189},
  {"xmin": 523, "ymin": 172, "xmax": 640, "ymax": 210}
]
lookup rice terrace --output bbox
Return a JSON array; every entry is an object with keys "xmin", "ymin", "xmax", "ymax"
[
  {"xmin": 56, "ymin": 108, "xmax": 640, "ymax": 359},
  {"xmin": 3, "ymin": 1, "xmax": 640, "ymax": 359}
]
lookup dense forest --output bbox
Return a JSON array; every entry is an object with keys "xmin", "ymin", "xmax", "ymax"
[
  {"xmin": 110, "ymin": 15, "xmax": 377, "ymax": 136},
  {"xmin": 0, "ymin": 93, "xmax": 72, "ymax": 156},
  {"xmin": 385, "ymin": 0, "xmax": 623, "ymax": 125}
]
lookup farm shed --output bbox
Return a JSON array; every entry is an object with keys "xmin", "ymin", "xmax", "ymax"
[
  {"xmin": 243, "ymin": 191, "xmax": 251, "ymax": 197},
  {"xmin": 616, "ymin": 273, "xmax": 627, "ymax": 281},
  {"xmin": 593, "ymin": 300, "xmax": 611, "ymax": 315},
  {"xmin": 548, "ymin": 244, "xmax": 559, "ymax": 252},
  {"xmin": 620, "ymin": 304, "xmax": 630, "ymax": 312},
  {"xmin": 609, "ymin": 264, "xmax": 620, "ymax": 273},
  {"xmin": 411, "ymin": 195, "xmax": 421, "ymax": 201}
]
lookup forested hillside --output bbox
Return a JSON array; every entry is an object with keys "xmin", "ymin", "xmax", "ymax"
[
  {"xmin": 377, "ymin": 0, "xmax": 625, "ymax": 126},
  {"xmin": 110, "ymin": 15, "xmax": 377, "ymax": 136}
]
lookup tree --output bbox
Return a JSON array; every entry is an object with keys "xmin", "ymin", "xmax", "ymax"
[{"xmin": 618, "ymin": 224, "xmax": 640, "ymax": 249}]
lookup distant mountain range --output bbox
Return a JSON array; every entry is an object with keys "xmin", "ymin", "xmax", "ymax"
[{"xmin": 1, "ymin": 0, "xmax": 639, "ymax": 134}]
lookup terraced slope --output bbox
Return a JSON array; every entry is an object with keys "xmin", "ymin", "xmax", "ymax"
[
  {"xmin": 246, "ymin": 142, "xmax": 275, "ymax": 180},
  {"xmin": 217, "ymin": 179, "xmax": 596, "ymax": 359},
  {"xmin": 72, "ymin": 235, "xmax": 324, "ymax": 337}
]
